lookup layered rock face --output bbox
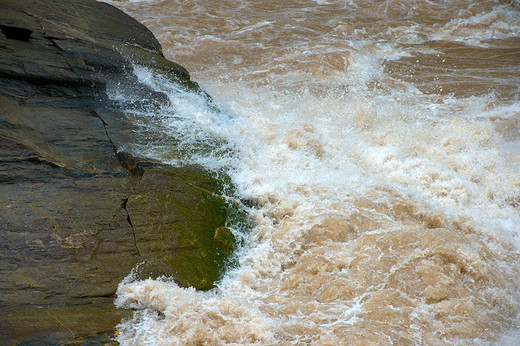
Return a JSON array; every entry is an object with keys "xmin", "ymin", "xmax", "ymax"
[{"xmin": 0, "ymin": 0, "xmax": 239, "ymax": 343}]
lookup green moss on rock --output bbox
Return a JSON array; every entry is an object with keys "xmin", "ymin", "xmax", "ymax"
[
  {"xmin": 126, "ymin": 165, "xmax": 243, "ymax": 290},
  {"xmin": 214, "ymin": 227, "xmax": 236, "ymax": 251},
  {"xmin": 0, "ymin": 0, "xmax": 248, "ymax": 343}
]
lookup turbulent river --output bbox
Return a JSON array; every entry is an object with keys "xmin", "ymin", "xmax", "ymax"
[{"xmin": 106, "ymin": 0, "xmax": 520, "ymax": 344}]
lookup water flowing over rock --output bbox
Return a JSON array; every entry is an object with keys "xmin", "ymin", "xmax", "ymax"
[{"xmin": 0, "ymin": 0, "xmax": 238, "ymax": 343}]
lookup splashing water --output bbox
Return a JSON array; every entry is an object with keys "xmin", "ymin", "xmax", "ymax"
[{"xmin": 105, "ymin": 0, "xmax": 520, "ymax": 344}]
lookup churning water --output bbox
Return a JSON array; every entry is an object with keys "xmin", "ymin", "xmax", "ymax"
[{"xmin": 106, "ymin": 0, "xmax": 520, "ymax": 344}]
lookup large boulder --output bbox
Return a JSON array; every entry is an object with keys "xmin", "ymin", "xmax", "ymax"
[{"xmin": 0, "ymin": 0, "xmax": 240, "ymax": 343}]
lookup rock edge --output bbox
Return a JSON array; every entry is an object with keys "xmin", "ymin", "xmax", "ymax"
[{"xmin": 0, "ymin": 0, "xmax": 241, "ymax": 343}]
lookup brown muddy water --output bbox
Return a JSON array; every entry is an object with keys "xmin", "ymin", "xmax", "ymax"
[{"xmin": 105, "ymin": 0, "xmax": 520, "ymax": 344}]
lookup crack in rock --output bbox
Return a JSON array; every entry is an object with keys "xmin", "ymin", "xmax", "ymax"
[
  {"xmin": 90, "ymin": 110, "xmax": 144, "ymax": 259},
  {"xmin": 90, "ymin": 110, "xmax": 144, "ymax": 175},
  {"xmin": 121, "ymin": 197, "xmax": 141, "ymax": 258}
]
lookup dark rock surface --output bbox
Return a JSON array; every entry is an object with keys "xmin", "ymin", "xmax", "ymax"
[{"xmin": 0, "ymin": 0, "xmax": 240, "ymax": 343}]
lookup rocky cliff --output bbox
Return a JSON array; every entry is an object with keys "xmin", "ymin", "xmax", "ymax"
[{"xmin": 0, "ymin": 0, "xmax": 241, "ymax": 343}]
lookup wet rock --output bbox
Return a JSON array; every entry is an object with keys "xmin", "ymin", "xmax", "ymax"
[
  {"xmin": 214, "ymin": 227, "xmax": 237, "ymax": 251},
  {"xmin": 0, "ymin": 0, "xmax": 239, "ymax": 344},
  {"xmin": 125, "ymin": 165, "xmax": 237, "ymax": 290}
]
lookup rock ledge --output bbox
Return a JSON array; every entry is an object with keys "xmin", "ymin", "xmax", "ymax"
[{"xmin": 0, "ymin": 0, "xmax": 240, "ymax": 343}]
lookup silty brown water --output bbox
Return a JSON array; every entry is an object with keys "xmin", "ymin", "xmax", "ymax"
[{"xmin": 106, "ymin": 0, "xmax": 520, "ymax": 344}]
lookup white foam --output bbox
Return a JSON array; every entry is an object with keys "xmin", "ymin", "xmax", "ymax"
[
  {"xmin": 432, "ymin": 5, "xmax": 520, "ymax": 46},
  {"xmin": 114, "ymin": 63, "xmax": 520, "ymax": 343},
  {"xmin": 108, "ymin": 0, "xmax": 520, "ymax": 343}
]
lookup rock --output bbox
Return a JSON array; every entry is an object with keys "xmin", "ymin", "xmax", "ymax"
[
  {"xmin": 0, "ymin": 0, "xmax": 243, "ymax": 343},
  {"xmin": 215, "ymin": 227, "xmax": 237, "ymax": 251},
  {"xmin": 124, "ymin": 165, "xmax": 238, "ymax": 290}
]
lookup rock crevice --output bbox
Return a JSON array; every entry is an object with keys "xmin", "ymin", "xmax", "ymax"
[{"xmin": 121, "ymin": 197, "xmax": 142, "ymax": 258}]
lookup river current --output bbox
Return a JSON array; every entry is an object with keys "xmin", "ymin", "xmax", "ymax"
[{"xmin": 105, "ymin": 0, "xmax": 520, "ymax": 344}]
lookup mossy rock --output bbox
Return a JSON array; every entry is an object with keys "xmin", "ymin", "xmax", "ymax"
[
  {"xmin": 214, "ymin": 227, "xmax": 236, "ymax": 251},
  {"xmin": 125, "ymin": 165, "xmax": 243, "ymax": 290},
  {"xmin": 0, "ymin": 0, "xmax": 247, "ymax": 343}
]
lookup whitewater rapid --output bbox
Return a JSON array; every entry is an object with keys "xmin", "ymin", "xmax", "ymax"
[{"xmin": 105, "ymin": 0, "xmax": 520, "ymax": 344}]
